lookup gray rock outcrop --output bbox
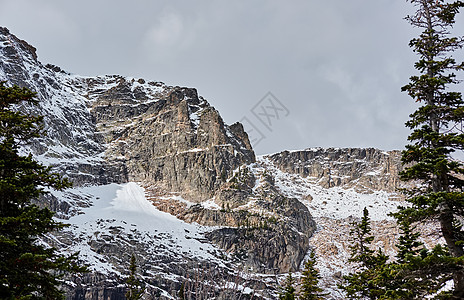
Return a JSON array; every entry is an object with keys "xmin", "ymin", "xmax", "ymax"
[{"xmin": 267, "ymin": 148, "xmax": 404, "ymax": 193}]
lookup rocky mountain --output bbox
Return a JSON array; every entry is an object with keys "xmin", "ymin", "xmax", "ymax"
[{"xmin": 0, "ymin": 27, "xmax": 439, "ymax": 299}]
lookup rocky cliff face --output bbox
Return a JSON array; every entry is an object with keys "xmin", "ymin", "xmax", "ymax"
[
  {"xmin": 0, "ymin": 27, "xmax": 112, "ymax": 186},
  {"xmin": 80, "ymin": 76, "xmax": 256, "ymax": 201},
  {"xmin": 1, "ymin": 26, "xmax": 255, "ymax": 200},
  {"xmin": 267, "ymin": 148, "xmax": 404, "ymax": 194}
]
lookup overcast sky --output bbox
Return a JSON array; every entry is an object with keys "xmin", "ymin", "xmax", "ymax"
[{"xmin": 1, "ymin": 0, "xmax": 462, "ymax": 154}]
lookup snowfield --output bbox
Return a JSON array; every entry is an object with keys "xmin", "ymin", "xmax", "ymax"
[{"xmin": 55, "ymin": 182, "xmax": 222, "ymax": 275}]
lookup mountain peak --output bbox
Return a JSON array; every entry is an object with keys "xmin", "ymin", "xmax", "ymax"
[{"xmin": 0, "ymin": 26, "xmax": 38, "ymax": 62}]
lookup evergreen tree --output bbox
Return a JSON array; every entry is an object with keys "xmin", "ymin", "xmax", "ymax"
[
  {"xmin": 376, "ymin": 221, "xmax": 430, "ymax": 299},
  {"xmin": 341, "ymin": 208, "xmax": 389, "ymax": 299},
  {"xmin": 0, "ymin": 82, "xmax": 86, "ymax": 299},
  {"xmin": 342, "ymin": 212, "xmax": 443, "ymax": 299},
  {"xmin": 299, "ymin": 251, "xmax": 325, "ymax": 300},
  {"xmin": 396, "ymin": 220, "xmax": 424, "ymax": 264},
  {"xmin": 348, "ymin": 208, "xmax": 376, "ymax": 267},
  {"xmin": 279, "ymin": 272, "xmax": 296, "ymax": 300},
  {"xmin": 125, "ymin": 254, "xmax": 145, "ymax": 300},
  {"xmin": 396, "ymin": 0, "xmax": 464, "ymax": 297}
]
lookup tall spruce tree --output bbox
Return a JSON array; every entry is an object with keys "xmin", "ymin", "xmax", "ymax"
[
  {"xmin": 389, "ymin": 230, "xmax": 458, "ymax": 299},
  {"xmin": 347, "ymin": 208, "xmax": 376, "ymax": 267},
  {"xmin": 396, "ymin": 220, "xmax": 424, "ymax": 264},
  {"xmin": 279, "ymin": 272, "xmax": 296, "ymax": 300},
  {"xmin": 299, "ymin": 251, "xmax": 325, "ymax": 300},
  {"xmin": 397, "ymin": 0, "xmax": 464, "ymax": 297},
  {"xmin": 380, "ymin": 221, "xmax": 430, "ymax": 299},
  {"xmin": 0, "ymin": 82, "xmax": 86, "ymax": 299},
  {"xmin": 341, "ymin": 208, "xmax": 389, "ymax": 299},
  {"xmin": 125, "ymin": 254, "xmax": 144, "ymax": 300}
]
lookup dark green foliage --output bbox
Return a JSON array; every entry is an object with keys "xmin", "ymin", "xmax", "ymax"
[
  {"xmin": 342, "ymin": 1, "xmax": 464, "ymax": 298},
  {"xmin": 342, "ymin": 211, "xmax": 460, "ymax": 299},
  {"xmin": 299, "ymin": 252, "xmax": 325, "ymax": 300},
  {"xmin": 341, "ymin": 208, "xmax": 390, "ymax": 299},
  {"xmin": 377, "ymin": 221, "xmax": 442, "ymax": 299},
  {"xmin": 279, "ymin": 272, "xmax": 296, "ymax": 300},
  {"xmin": 396, "ymin": 0, "xmax": 464, "ymax": 297},
  {"xmin": 394, "ymin": 245, "xmax": 461, "ymax": 299},
  {"xmin": 396, "ymin": 220, "xmax": 424, "ymax": 263},
  {"xmin": 348, "ymin": 208, "xmax": 377, "ymax": 267},
  {"xmin": 268, "ymin": 216, "xmax": 278, "ymax": 224},
  {"xmin": 229, "ymin": 165, "xmax": 252, "ymax": 190},
  {"xmin": 0, "ymin": 82, "xmax": 86, "ymax": 299},
  {"xmin": 125, "ymin": 254, "xmax": 145, "ymax": 300}
]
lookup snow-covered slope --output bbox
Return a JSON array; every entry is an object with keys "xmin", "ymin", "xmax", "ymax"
[
  {"xmin": 58, "ymin": 183, "xmax": 221, "ymax": 273},
  {"xmin": 253, "ymin": 154, "xmax": 445, "ymax": 298},
  {"xmin": 47, "ymin": 153, "xmax": 411, "ymax": 299}
]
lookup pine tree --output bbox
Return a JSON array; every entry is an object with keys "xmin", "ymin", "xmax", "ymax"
[
  {"xmin": 396, "ymin": 0, "xmax": 464, "ymax": 297},
  {"xmin": 279, "ymin": 272, "xmax": 296, "ymax": 300},
  {"xmin": 342, "ymin": 212, "xmax": 442, "ymax": 299},
  {"xmin": 396, "ymin": 220, "xmax": 424, "ymax": 263},
  {"xmin": 348, "ymin": 208, "xmax": 376, "ymax": 267},
  {"xmin": 299, "ymin": 251, "xmax": 325, "ymax": 300},
  {"xmin": 126, "ymin": 254, "xmax": 145, "ymax": 300},
  {"xmin": 341, "ymin": 208, "xmax": 389, "ymax": 299},
  {"xmin": 0, "ymin": 82, "xmax": 86, "ymax": 298},
  {"xmin": 376, "ymin": 221, "xmax": 428, "ymax": 299}
]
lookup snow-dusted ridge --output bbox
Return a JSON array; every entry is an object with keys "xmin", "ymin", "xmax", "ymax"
[{"xmin": 255, "ymin": 154, "xmax": 401, "ymax": 221}]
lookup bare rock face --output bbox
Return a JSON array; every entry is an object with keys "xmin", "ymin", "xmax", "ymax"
[
  {"xmin": 88, "ymin": 80, "xmax": 255, "ymax": 201},
  {"xmin": 148, "ymin": 163, "xmax": 316, "ymax": 274},
  {"xmin": 4, "ymin": 27, "xmax": 418, "ymax": 299},
  {"xmin": 205, "ymin": 194, "xmax": 314, "ymax": 273},
  {"xmin": 267, "ymin": 148, "xmax": 404, "ymax": 193},
  {"xmin": 0, "ymin": 27, "xmax": 120, "ymax": 187}
]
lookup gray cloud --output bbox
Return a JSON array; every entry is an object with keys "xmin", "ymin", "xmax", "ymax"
[{"xmin": 1, "ymin": 0, "xmax": 455, "ymax": 154}]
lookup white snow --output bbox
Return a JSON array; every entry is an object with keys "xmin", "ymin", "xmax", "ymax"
[
  {"xmin": 187, "ymin": 148, "xmax": 205, "ymax": 153},
  {"xmin": 202, "ymin": 198, "xmax": 221, "ymax": 210},
  {"xmin": 159, "ymin": 194, "xmax": 196, "ymax": 208},
  {"xmin": 255, "ymin": 156, "xmax": 399, "ymax": 221},
  {"xmin": 110, "ymin": 182, "xmax": 158, "ymax": 214},
  {"xmin": 189, "ymin": 110, "xmax": 201, "ymax": 128},
  {"xmin": 58, "ymin": 182, "xmax": 222, "ymax": 274}
]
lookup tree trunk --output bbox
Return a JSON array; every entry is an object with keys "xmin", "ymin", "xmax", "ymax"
[{"xmin": 439, "ymin": 206, "xmax": 464, "ymax": 298}]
